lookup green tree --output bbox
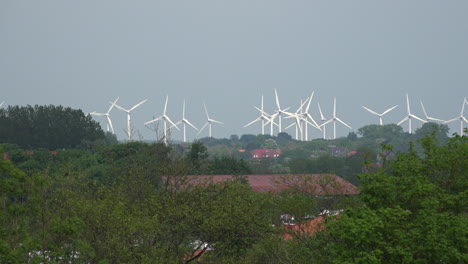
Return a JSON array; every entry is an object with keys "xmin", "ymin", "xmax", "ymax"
[
  {"xmin": 308, "ymin": 134, "xmax": 468, "ymax": 263},
  {"xmin": 0, "ymin": 105, "xmax": 105, "ymax": 150}
]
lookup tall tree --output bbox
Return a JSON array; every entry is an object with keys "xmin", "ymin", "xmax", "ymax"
[{"xmin": 0, "ymin": 105, "xmax": 105, "ymax": 149}]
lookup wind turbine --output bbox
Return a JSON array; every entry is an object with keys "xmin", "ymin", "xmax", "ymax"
[
  {"xmin": 197, "ymin": 103, "xmax": 223, "ymax": 138},
  {"xmin": 420, "ymin": 100, "xmax": 444, "ymax": 123},
  {"xmin": 300, "ymin": 92, "xmax": 321, "ymax": 141},
  {"xmin": 274, "ymin": 88, "xmax": 291, "ymax": 133},
  {"xmin": 173, "ymin": 99, "xmax": 198, "ymax": 143},
  {"xmin": 144, "ymin": 96, "xmax": 179, "ymax": 145},
  {"xmin": 361, "ymin": 105, "xmax": 398, "ymax": 125},
  {"xmin": 318, "ymin": 103, "xmax": 327, "ymax": 139},
  {"xmin": 444, "ymin": 97, "xmax": 467, "ymax": 135},
  {"xmin": 90, "ymin": 97, "xmax": 119, "ymax": 133},
  {"xmin": 114, "ymin": 98, "xmax": 147, "ymax": 141},
  {"xmin": 244, "ymin": 95, "xmax": 270, "ymax": 135},
  {"xmin": 0, "ymin": 101, "xmax": 4, "ymax": 108},
  {"xmin": 397, "ymin": 94, "xmax": 425, "ymax": 134},
  {"xmin": 285, "ymin": 99, "xmax": 305, "ymax": 140},
  {"xmin": 255, "ymin": 106, "xmax": 278, "ymax": 136},
  {"xmin": 320, "ymin": 98, "xmax": 352, "ymax": 139}
]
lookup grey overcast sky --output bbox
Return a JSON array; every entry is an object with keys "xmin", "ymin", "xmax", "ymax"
[{"xmin": 1, "ymin": 1, "xmax": 467, "ymax": 141}]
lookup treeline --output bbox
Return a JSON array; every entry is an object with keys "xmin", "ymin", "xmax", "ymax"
[
  {"xmin": 1, "ymin": 132, "xmax": 466, "ymax": 263},
  {"xmin": 0, "ymin": 105, "xmax": 109, "ymax": 149}
]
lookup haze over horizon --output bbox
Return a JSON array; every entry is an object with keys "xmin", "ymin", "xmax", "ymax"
[{"xmin": 1, "ymin": 1, "xmax": 467, "ymax": 141}]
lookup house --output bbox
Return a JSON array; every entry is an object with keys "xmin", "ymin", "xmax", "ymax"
[{"xmin": 250, "ymin": 149, "xmax": 282, "ymax": 159}]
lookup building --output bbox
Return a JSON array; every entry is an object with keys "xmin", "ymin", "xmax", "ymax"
[{"xmin": 250, "ymin": 149, "xmax": 282, "ymax": 159}]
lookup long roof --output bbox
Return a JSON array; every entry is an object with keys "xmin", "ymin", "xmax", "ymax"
[{"xmin": 167, "ymin": 174, "xmax": 359, "ymax": 195}]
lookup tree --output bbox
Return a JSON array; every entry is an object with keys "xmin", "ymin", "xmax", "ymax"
[
  {"xmin": 0, "ymin": 105, "xmax": 105, "ymax": 150},
  {"xmin": 307, "ymin": 134, "xmax": 468, "ymax": 263}
]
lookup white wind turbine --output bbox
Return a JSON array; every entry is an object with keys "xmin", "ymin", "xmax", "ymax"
[
  {"xmin": 397, "ymin": 94, "xmax": 425, "ymax": 134},
  {"xmin": 285, "ymin": 99, "xmax": 309, "ymax": 140},
  {"xmin": 244, "ymin": 95, "xmax": 270, "ymax": 135},
  {"xmin": 274, "ymin": 88, "xmax": 291, "ymax": 133},
  {"xmin": 320, "ymin": 98, "xmax": 352, "ymax": 139},
  {"xmin": 443, "ymin": 97, "xmax": 467, "ymax": 135},
  {"xmin": 144, "ymin": 96, "xmax": 179, "ymax": 145},
  {"xmin": 255, "ymin": 106, "xmax": 278, "ymax": 136},
  {"xmin": 90, "ymin": 97, "xmax": 119, "ymax": 133},
  {"xmin": 173, "ymin": 100, "xmax": 198, "ymax": 143},
  {"xmin": 301, "ymin": 92, "xmax": 321, "ymax": 141},
  {"xmin": 114, "ymin": 98, "xmax": 147, "ymax": 141},
  {"xmin": 0, "ymin": 101, "xmax": 4, "ymax": 108},
  {"xmin": 420, "ymin": 100, "xmax": 444, "ymax": 123},
  {"xmin": 197, "ymin": 103, "xmax": 223, "ymax": 138},
  {"xmin": 361, "ymin": 105, "xmax": 398, "ymax": 126},
  {"xmin": 317, "ymin": 103, "xmax": 328, "ymax": 139}
]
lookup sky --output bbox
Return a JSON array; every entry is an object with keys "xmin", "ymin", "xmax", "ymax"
[{"xmin": 1, "ymin": 1, "xmax": 467, "ymax": 142}]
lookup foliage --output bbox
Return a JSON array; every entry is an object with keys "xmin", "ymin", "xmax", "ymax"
[{"xmin": 0, "ymin": 105, "xmax": 105, "ymax": 150}]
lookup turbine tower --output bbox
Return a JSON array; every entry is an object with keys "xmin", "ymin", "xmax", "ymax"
[
  {"xmin": 361, "ymin": 105, "xmax": 398, "ymax": 125},
  {"xmin": 443, "ymin": 97, "xmax": 467, "ymax": 135},
  {"xmin": 274, "ymin": 88, "xmax": 291, "ymax": 133},
  {"xmin": 144, "ymin": 96, "xmax": 179, "ymax": 145},
  {"xmin": 285, "ymin": 99, "xmax": 308, "ymax": 140},
  {"xmin": 256, "ymin": 107, "xmax": 278, "ymax": 136},
  {"xmin": 114, "ymin": 98, "xmax": 147, "ymax": 141},
  {"xmin": 244, "ymin": 95, "xmax": 270, "ymax": 135},
  {"xmin": 420, "ymin": 100, "xmax": 444, "ymax": 123},
  {"xmin": 90, "ymin": 97, "xmax": 119, "ymax": 133},
  {"xmin": 318, "ymin": 103, "xmax": 327, "ymax": 139},
  {"xmin": 197, "ymin": 103, "xmax": 223, "ymax": 138},
  {"xmin": 397, "ymin": 94, "xmax": 424, "ymax": 134},
  {"xmin": 173, "ymin": 99, "xmax": 198, "ymax": 143},
  {"xmin": 301, "ymin": 92, "xmax": 321, "ymax": 141},
  {"xmin": 320, "ymin": 98, "xmax": 352, "ymax": 139}
]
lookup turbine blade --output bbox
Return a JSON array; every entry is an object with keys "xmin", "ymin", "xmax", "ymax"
[
  {"xmin": 107, "ymin": 97, "xmax": 119, "ymax": 113},
  {"xmin": 197, "ymin": 123, "xmax": 209, "ymax": 135},
  {"xmin": 420, "ymin": 100, "xmax": 428, "ymax": 118},
  {"xmin": 113, "ymin": 103, "xmax": 128, "ymax": 112},
  {"xmin": 185, "ymin": 119, "xmax": 198, "ymax": 130},
  {"xmin": 130, "ymin": 99, "xmax": 148, "ymax": 112},
  {"xmin": 144, "ymin": 116, "xmax": 163, "ymax": 125},
  {"xmin": 165, "ymin": 116, "xmax": 179, "ymax": 130},
  {"xmin": 107, "ymin": 116, "xmax": 115, "ymax": 133},
  {"xmin": 336, "ymin": 117, "xmax": 352, "ymax": 129},
  {"xmin": 211, "ymin": 119, "xmax": 224, "ymax": 125},
  {"xmin": 461, "ymin": 97, "xmax": 466, "ymax": 115},
  {"xmin": 182, "ymin": 100, "xmax": 186, "ymax": 118},
  {"xmin": 90, "ymin": 112, "xmax": 106, "ymax": 116},
  {"xmin": 244, "ymin": 117, "xmax": 261, "ymax": 128},
  {"xmin": 163, "ymin": 96, "xmax": 169, "ymax": 114},
  {"xmin": 443, "ymin": 117, "xmax": 459, "ymax": 124},
  {"xmin": 411, "ymin": 114, "xmax": 425, "ymax": 123},
  {"xmin": 428, "ymin": 117, "xmax": 444, "ymax": 122},
  {"xmin": 406, "ymin": 94, "xmax": 410, "ymax": 114},
  {"xmin": 318, "ymin": 103, "xmax": 325, "ymax": 120},
  {"xmin": 306, "ymin": 113, "xmax": 320, "ymax": 128},
  {"xmin": 275, "ymin": 88, "xmax": 281, "ymax": 109},
  {"xmin": 305, "ymin": 91, "xmax": 314, "ymax": 112},
  {"xmin": 204, "ymin": 103, "xmax": 210, "ymax": 119},
  {"xmin": 398, "ymin": 116, "xmax": 409, "ymax": 125},
  {"xmin": 333, "ymin": 98, "xmax": 337, "ymax": 117},
  {"xmin": 382, "ymin": 105, "xmax": 398, "ymax": 115},
  {"xmin": 285, "ymin": 122, "xmax": 295, "ymax": 130},
  {"xmin": 321, "ymin": 118, "xmax": 333, "ymax": 127},
  {"xmin": 362, "ymin": 106, "xmax": 379, "ymax": 116}
]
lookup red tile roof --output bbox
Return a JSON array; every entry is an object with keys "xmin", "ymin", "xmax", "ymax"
[
  {"xmin": 283, "ymin": 216, "xmax": 326, "ymax": 240},
  {"xmin": 165, "ymin": 174, "xmax": 359, "ymax": 195}
]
